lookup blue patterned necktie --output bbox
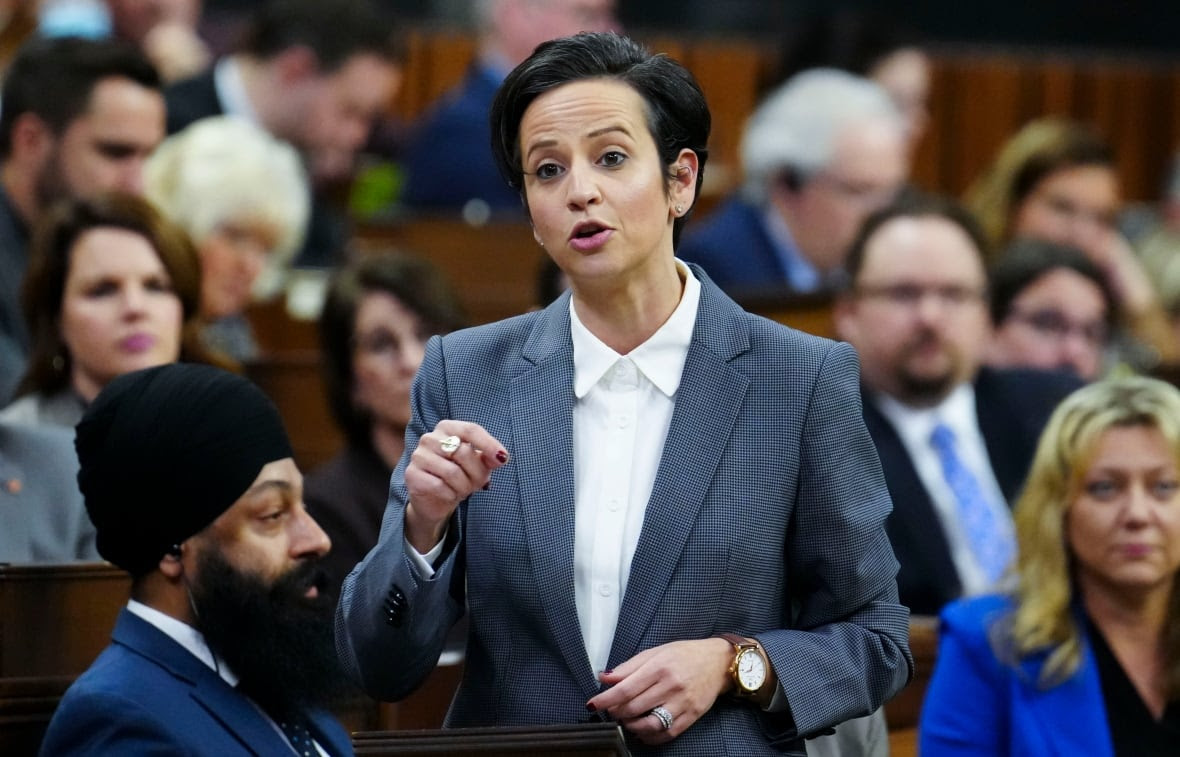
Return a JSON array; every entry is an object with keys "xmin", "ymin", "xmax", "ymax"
[
  {"xmin": 278, "ymin": 718, "xmax": 316, "ymax": 757},
  {"xmin": 929, "ymin": 422, "xmax": 1015, "ymax": 584}
]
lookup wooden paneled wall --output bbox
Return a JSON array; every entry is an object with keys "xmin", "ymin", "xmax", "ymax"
[{"xmin": 388, "ymin": 30, "xmax": 1180, "ymax": 204}]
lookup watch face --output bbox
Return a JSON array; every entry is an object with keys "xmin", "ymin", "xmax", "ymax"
[{"xmin": 736, "ymin": 648, "xmax": 766, "ymax": 691}]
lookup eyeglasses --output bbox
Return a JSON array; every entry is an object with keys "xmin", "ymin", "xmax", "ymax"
[
  {"xmin": 1027, "ymin": 190, "xmax": 1118, "ymax": 231},
  {"xmin": 810, "ymin": 171, "xmax": 901, "ymax": 211},
  {"xmin": 856, "ymin": 283, "xmax": 986, "ymax": 309},
  {"xmin": 1004, "ymin": 307, "xmax": 1108, "ymax": 347}
]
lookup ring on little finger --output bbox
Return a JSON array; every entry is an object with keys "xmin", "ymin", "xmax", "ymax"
[
  {"xmin": 649, "ymin": 705, "xmax": 674, "ymax": 731},
  {"xmin": 439, "ymin": 434, "xmax": 461, "ymax": 456}
]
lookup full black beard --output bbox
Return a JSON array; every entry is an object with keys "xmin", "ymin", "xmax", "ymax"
[{"xmin": 190, "ymin": 550, "xmax": 349, "ymax": 721}]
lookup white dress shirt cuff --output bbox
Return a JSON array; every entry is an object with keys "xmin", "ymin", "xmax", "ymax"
[{"xmin": 404, "ymin": 526, "xmax": 448, "ymax": 579}]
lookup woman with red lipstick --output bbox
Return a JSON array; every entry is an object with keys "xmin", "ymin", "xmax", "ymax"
[
  {"xmin": 921, "ymin": 376, "xmax": 1180, "ymax": 756},
  {"xmin": 1, "ymin": 193, "xmax": 206, "ymax": 428},
  {"xmin": 338, "ymin": 32, "xmax": 908, "ymax": 755}
]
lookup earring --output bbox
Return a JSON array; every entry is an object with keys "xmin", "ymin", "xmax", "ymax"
[{"xmin": 674, "ymin": 204, "xmax": 684, "ymax": 215}]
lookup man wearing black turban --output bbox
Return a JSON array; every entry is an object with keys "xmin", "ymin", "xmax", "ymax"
[{"xmin": 40, "ymin": 363, "xmax": 354, "ymax": 756}]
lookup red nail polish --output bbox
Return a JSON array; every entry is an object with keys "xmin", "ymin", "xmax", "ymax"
[
  {"xmin": 602, "ymin": 669, "xmax": 613, "ymax": 676},
  {"xmin": 585, "ymin": 702, "xmax": 596, "ymax": 712},
  {"xmin": 495, "ymin": 450, "xmax": 508, "ymax": 463}
]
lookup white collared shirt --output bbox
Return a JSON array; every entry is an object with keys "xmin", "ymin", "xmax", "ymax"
[
  {"xmin": 570, "ymin": 261, "xmax": 700, "ymax": 674},
  {"xmin": 212, "ymin": 57, "xmax": 262, "ymax": 125},
  {"xmin": 406, "ymin": 262, "xmax": 700, "ymax": 674},
  {"xmin": 872, "ymin": 383, "xmax": 1013, "ymax": 596}
]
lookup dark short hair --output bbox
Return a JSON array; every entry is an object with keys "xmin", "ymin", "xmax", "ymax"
[
  {"xmin": 240, "ymin": 0, "xmax": 404, "ymax": 71},
  {"xmin": 0, "ymin": 36, "xmax": 160, "ymax": 159},
  {"xmin": 18, "ymin": 193, "xmax": 203, "ymax": 398},
  {"xmin": 989, "ymin": 237, "xmax": 1116, "ymax": 327},
  {"xmin": 843, "ymin": 193, "xmax": 992, "ymax": 286},
  {"xmin": 319, "ymin": 251, "xmax": 466, "ymax": 448},
  {"xmin": 489, "ymin": 32, "xmax": 711, "ymax": 248}
]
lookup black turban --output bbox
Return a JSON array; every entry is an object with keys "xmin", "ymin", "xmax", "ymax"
[{"xmin": 76, "ymin": 364, "xmax": 293, "ymax": 576}]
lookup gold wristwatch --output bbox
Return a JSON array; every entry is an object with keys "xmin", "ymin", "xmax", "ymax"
[{"xmin": 716, "ymin": 632, "xmax": 775, "ymax": 708}]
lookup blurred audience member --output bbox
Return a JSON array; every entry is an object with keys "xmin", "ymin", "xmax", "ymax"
[
  {"xmin": 765, "ymin": 9, "xmax": 931, "ymax": 153},
  {"xmin": 0, "ymin": 36, "xmax": 163, "ymax": 404},
  {"xmin": 921, "ymin": 376, "xmax": 1180, "ymax": 756},
  {"xmin": 987, "ymin": 238, "xmax": 1115, "ymax": 381},
  {"xmin": 835, "ymin": 194, "xmax": 1081, "ymax": 615},
  {"xmin": 1, "ymin": 194, "xmax": 204, "ymax": 428},
  {"xmin": 679, "ymin": 69, "xmax": 907, "ymax": 297},
  {"xmin": 165, "ymin": 0, "xmax": 403, "ymax": 267},
  {"xmin": 0, "ymin": 420, "xmax": 98, "ymax": 563},
  {"xmin": 146, "ymin": 115, "xmax": 309, "ymax": 364},
  {"xmin": 38, "ymin": 0, "xmax": 211, "ymax": 82},
  {"xmin": 399, "ymin": 0, "xmax": 618, "ymax": 218},
  {"xmin": 306, "ymin": 251, "xmax": 465, "ymax": 591},
  {"xmin": 1126, "ymin": 150, "xmax": 1180, "ymax": 345},
  {"xmin": 964, "ymin": 117, "xmax": 1177, "ymax": 365}
]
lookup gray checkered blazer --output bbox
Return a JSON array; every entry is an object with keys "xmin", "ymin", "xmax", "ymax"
[{"xmin": 336, "ymin": 267, "xmax": 912, "ymax": 756}]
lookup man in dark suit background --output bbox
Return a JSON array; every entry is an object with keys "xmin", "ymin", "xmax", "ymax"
[
  {"xmin": 0, "ymin": 37, "xmax": 163, "ymax": 404},
  {"xmin": 398, "ymin": 0, "xmax": 618, "ymax": 217},
  {"xmin": 165, "ymin": 0, "xmax": 402, "ymax": 267},
  {"xmin": 41, "ymin": 364, "xmax": 352, "ymax": 756},
  {"xmin": 835, "ymin": 196, "xmax": 1081, "ymax": 616}
]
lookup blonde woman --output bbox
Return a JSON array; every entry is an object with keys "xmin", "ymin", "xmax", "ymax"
[
  {"xmin": 145, "ymin": 115, "xmax": 309, "ymax": 363},
  {"xmin": 920, "ymin": 376, "xmax": 1180, "ymax": 755}
]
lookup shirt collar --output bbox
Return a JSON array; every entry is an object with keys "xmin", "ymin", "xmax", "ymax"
[
  {"xmin": 571, "ymin": 259, "xmax": 701, "ymax": 398},
  {"xmin": 126, "ymin": 598, "xmax": 239, "ymax": 688},
  {"xmin": 213, "ymin": 57, "xmax": 262, "ymax": 125},
  {"xmin": 873, "ymin": 381, "xmax": 978, "ymax": 441}
]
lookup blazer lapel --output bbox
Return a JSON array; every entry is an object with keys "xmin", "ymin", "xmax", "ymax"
[
  {"xmin": 510, "ymin": 298, "xmax": 596, "ymax": 695},
  {"xmin": 607, "ymin": 275, "xmax": 750, "ymax": 667},
  {"xmin": 1018, "ymin": 645, "xmax": 1113, "ymax": 756},
  {"xmin": 113, "ymin": 609, "xmax": 289, "ymax": 755}
]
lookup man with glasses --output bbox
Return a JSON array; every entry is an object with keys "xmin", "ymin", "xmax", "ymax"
[
  {"xmin": 986, "ymin": 238, "xmax": 1115, "ymax": 381},
  {"xmin": 834, "ymin": 195, "xmax": 1081, "ymax": 615},
  {"xmin": 680, "ymin": 68, "xmax": 907, "ymax": 297}
]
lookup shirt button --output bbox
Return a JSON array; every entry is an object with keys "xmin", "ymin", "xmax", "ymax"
[
  {"xmin": 616, "ymin": 414, "xmax": 630, "ymax": 428},
  {"xmin": 608, "ymin": 498, "xmax": 621, "ymax": 512},
  {"xmin": 597, "ymin": 583, "xmax": 612, "ymax": 597}
]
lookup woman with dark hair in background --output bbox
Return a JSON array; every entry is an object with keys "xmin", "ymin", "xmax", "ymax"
[
  {"xmin": 305, "ymin": 250, "xmax": 465, "ymax": 591},
  {"xmin": 1, "ymin": 193, "xmax": 206, "ymax": 428}
]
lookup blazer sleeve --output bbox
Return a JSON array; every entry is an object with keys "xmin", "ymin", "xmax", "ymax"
[
  {"xmin": 919, "ymin": 599, "xmax": 1009, "ymax": 755},
  {"xmin": 334, "ymin": 335, "xmax": 466, "ymax": 701},
  {"xmin": 759, "ymin": 341, "xmax": 913, "ymax": 740}
]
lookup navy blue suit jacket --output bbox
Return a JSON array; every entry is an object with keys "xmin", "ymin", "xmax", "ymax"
[
  {"xmin": 863, "ymin": 368, "xmax": 1082, "ymax": 616},
  {"xmin": 921, "ymin": 594, "xmax": 1114, "ymax": 756},
  {"xmin": 399, "ymin": 63, "xmax": 523, "ymax": 215},
  {"xmin": 41, "ymin": 608, "xmax": 353, "ymax": 756},
  {"xmin": 678, "ymin": 196, "xmax": 794, "ymax": 296},
  {"xmin": 337, "ymin": 267, "xmax": 911, "ymax": 756}
]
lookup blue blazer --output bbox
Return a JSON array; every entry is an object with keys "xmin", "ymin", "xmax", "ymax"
[
  {"xmin": 336, "ymin": 268, "xmax": 911, "ymax": 756},
  {"xmin": 677, "ymin": 196, "xmax": 794, "ymax": 295},
  {"xmin": 399, "ymin": 62, "xmax": 523, "ymax": 214},
  {"xmin": 920, "ymin": 594, "xmax": 1113, "ymax": 756},
  {"xmin": 41, "ymin": 608, "xmax": 353, "ymax": 756}
]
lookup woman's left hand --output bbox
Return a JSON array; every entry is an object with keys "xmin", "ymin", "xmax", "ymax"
[{"xmin": 586, "ymin": 637, "xmax": 733, "ymax": 744}]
